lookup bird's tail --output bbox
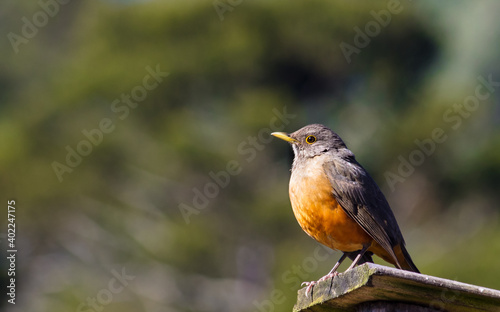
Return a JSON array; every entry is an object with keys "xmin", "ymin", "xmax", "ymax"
[{"xmin": 394, "ymin": 244, "xmax": 420, "ymax": 273}]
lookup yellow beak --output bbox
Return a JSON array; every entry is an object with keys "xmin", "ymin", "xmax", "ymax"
[{"xmin": 271, "ymin": 132, "xmax": 299, "ymax": 144}]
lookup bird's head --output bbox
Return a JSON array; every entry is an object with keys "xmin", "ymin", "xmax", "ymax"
[{"xmin": 272, "ymin": 124, "xmax": 349, "ymax": 159}]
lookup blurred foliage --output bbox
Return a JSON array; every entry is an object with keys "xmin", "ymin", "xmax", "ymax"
[{"xmin": 1, "ymin": 1, "xmax": 500, "ymax": 311}]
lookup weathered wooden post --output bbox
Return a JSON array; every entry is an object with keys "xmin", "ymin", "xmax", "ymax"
[{"xmin": 294, "ymin": 263, "xmax": 500, "ymax": 312}]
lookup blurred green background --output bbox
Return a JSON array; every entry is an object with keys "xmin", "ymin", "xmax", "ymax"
[{"xmin": 1, "ymin": 1, "xmax": 500, "ymax": 311}]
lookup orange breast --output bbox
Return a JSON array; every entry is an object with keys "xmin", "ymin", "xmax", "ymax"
[{"xmin": 289, "ymin": 159, "xmax": 373, "ymax": 252}]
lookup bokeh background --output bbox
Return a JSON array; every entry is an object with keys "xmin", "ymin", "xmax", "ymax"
[{"xmin": 1, "ymin": 1, "xmax": 500, "ymax": 311}]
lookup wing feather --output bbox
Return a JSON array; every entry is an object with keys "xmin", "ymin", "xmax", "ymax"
[{"xmin": 322, "ymin": 157, "xmax": 403, "ymax": 266}]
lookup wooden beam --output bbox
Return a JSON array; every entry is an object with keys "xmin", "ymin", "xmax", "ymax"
[{"xmin": 294, "ymin": 263, "xmax": 500, "ymax": 312}]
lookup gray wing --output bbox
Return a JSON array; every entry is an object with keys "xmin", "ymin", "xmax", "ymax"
[{"xmin": 322, "ymin": 157, "xmax": 404, "ymax": 265}]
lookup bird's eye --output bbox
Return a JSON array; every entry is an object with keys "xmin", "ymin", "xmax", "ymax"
[{"xmin": 306, "ymin": 135, "xmax": 316, "ymax": 144}]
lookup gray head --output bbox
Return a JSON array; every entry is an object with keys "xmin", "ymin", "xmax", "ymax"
[{"xmin": 272, "ymin": 124, "xmax": 351, "ymax": 159}]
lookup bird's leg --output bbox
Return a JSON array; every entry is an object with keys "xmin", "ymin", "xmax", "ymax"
[
  {"xmin": 301, "ymin": 253, "xmax": 348, "ymax": 298},
  {"xmin": 346, "ymin": 244, "xmax": 370, "ymax": 271},
  {"xmin": 318, "ymin": 253, "xmax": 347, "ymax": 281}
]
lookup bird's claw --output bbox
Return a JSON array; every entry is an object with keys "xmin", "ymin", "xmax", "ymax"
[
  {"xmin": 301, "ymin": 281, "xmax": 316, "ymax": 298},
  {"xmin": 318, "ymin": 271, "xmax": 338, "ymax": 283},
  {"xmin": 301, "ymin": 272, "xmax": 339, "ymax": 298}
]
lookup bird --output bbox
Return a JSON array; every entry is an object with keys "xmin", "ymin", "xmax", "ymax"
[{"xmin": 272, "ymin": 124, "xmax": 419, "ymax": 295}]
